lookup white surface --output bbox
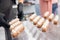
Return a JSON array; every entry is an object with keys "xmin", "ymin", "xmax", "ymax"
[{"xmin": 0, "ymin": 27, "xmax": 5, "ymax": 40}]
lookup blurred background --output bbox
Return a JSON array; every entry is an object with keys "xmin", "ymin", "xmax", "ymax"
[{"xmin": 0, "ymin": 0, "xmax": 60, "ymax": 40}]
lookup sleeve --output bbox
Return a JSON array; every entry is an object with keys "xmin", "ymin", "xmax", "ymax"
[
  {"xmin": 0, "ymin": 13, "xmax": 10, "ymax": 28},
  {"xmin": 11, "ymin": 0, "xmax": 16, "ymax": 4}
]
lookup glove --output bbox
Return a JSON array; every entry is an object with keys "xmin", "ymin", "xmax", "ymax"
[{"xmin": 17, "ymin": 3, "xmax": 24, "ymax": 21}]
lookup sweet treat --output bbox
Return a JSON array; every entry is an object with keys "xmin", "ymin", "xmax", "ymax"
[
  {"xmin": 53, "ymin": 15, "xmax": 59, "ymax": 25},
  {"xmin": 43, "ymin": 11, "xmax": 49, "ymax": 19},
  {"xmin": 11, "ymin": 30, "xmax": 18, "ymax": 38},
  {"xmin": 33, "ymin": 16, "xmax": 41, "ymax": 25},
  {"xmin": 11, "ymin": 24, "xmax": 24, "ymax": 38},
  {"xmin": 29, "ymin": 14, "xmax": 37, "ymax": 21},
  {"xmin": 9, "ymin": 18, "xmax": 19, "ymax": 25},
  {"xmin": 10, "ymin": 21, "xmax": 22, "ymax": 31},
  {"xmin": 42, "ymin": 20, "xmax": 49, "ymax": 32},
  {"xmin": 48, "ymin": 13, "xmax": 54, "ymax": 21},
  {"xmin": 37, "ymin": 18, "xmax": 45, "ymax": 28}
]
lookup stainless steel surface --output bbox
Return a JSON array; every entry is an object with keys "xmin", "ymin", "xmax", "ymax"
[{"xmin": 0, "ymin": 27, "xmax": 5, "ymax": 40}]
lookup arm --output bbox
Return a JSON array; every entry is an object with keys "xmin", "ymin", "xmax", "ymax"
[{"xmin": 18, "ymin": 0, "xmax": 24, "ymax": 4}]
